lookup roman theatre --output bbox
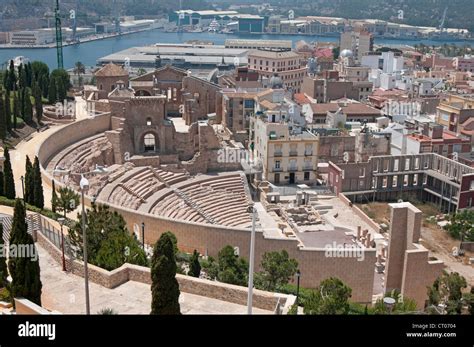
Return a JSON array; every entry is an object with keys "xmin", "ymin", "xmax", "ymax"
[{"xmin": 36, "ymin": 64, "xmax": 443, "ymax": 307}]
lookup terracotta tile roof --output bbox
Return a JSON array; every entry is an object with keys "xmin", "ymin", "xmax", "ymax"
[
  {"xmin": 95, "ymin": 63, "xmax": 128, "ymax": 77},
  {"xmin": 310, "ymin": 103, "xmax": 381, "ymax": 116},
  {"xmin": 293, "ymin": 93, "xmax": 311, "ymax": 105}
]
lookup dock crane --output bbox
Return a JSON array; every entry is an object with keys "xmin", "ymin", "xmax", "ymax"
[
  {"xmin": 439, "ymin": 7, "xmax": 448, "ymax": 32},
  {"xmin": 55, "ymin": 0, "xmax": 64, "ymax": 69}
]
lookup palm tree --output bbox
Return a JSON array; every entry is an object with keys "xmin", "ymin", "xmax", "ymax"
[{"xmin": 73, "ymin": 61, "xmax": 85, "ymax": 87}]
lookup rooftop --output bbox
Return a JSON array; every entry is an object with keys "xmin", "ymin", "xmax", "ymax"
[
  {"xmin": 310, "ymin": 102, "xmax": 382, "ymax": 116},
  {"xmin": 248, "ymin": 49, "xmax": 302, "ymax": 59}
]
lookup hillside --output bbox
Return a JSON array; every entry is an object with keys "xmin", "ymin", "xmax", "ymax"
[
  {"xmin": 269, "ymin": 0, "xmax": 474, "ymax": 32},
  {"xmin": 0, "ymin": 0, "xmax": 208, "ymax": 29}
]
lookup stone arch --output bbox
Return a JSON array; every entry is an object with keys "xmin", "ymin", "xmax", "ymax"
[
  {"xmin": 139, "ymin": 130, "xmax": 160, "ymax": 153},
  {"xmin": 135, "ymin": 89, "xmax": 151, "ymax": 96}
]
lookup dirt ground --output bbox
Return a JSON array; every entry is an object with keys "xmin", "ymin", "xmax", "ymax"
[{"xmin": 357, "ymin": 201, "xmax": 474, "ymax": 286}]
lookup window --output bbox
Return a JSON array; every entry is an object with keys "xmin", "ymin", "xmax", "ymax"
[
  {"xmin": 144, "ymin": 133, "xmax": 156, "ymax": 152},
  {"xmin": 275, "ymin": 160, "xmax": 281, "ymax": 169},
  {"xmin": 392, "ymin": 176, "xmax": 398, "ymax": 187},
  {"xmin": 304, "ymin": 172, "xmax": 310, "ymax": 181},
  {"xmin": 146, "ymin": 118, "xmax": 152, "ymax": 126}
]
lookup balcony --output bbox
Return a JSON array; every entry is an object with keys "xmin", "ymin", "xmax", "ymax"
[
  {"xmin": 303, "ymin": 165, "xmax": 314, "ymax": 171},
  {"xmin": 289, "ymin": 151, "xmax": 298, "ymax": 157},
  {"xmin": 288, "ymin": 166, "xmax": 298, "ymax": 172},
  {"xmin": 272, "ymin": 167, "xmax": 283, "ymax": 173},
  {"xmin": 304, "ymin": 151, "xmax": 313, "ymax": 156},
  {"xmin": 274, "ymin": 151, "xmax": 283, "ymax": 157}
]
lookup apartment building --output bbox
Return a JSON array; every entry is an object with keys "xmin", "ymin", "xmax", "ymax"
[
  {"xmin": 248, "ymin": 49, "xmax": 306, "ymax": 93},
  {"xmin": 250, "ymin": 115, "xmax": 319, "ymax": 185},
  {"xmin": 436, "ymin": 95, "xmax": 474, "ymax": 139},
  {"xmin": 340, "ymin": 31, "xmax": 373, "ymax": 62}
]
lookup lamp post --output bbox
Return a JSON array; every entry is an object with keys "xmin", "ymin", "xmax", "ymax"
[
  {"xmin": 383, "ymin": 297, "xmax": 396, "ymax": 314},
  {"xmin": 52, "ymin": 165, "xmax": 107, "ymax": 315},
  {"xmin": 247, "ymin": 205, "xmax": 257, "ymax": 315},
  {"xmin": 296, "ymin": 270, "xmax": 301, "ymax": 311},
  {"xmin": 141, "ymin": 222, "xmax": 145, "ymax": 250},
  {"xmin": 58, "ymin": 217, "xmax": 66, "ymax": 272},
  {"xmin": 79, "ymin": 174, "xmax": 91, "ymax": 315}
]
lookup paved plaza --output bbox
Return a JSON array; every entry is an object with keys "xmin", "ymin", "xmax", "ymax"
[{"xmin": 37, "ymin": 244, "xmax": 271, "ymax": 315}]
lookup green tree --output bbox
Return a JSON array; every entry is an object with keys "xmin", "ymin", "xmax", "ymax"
[
  {"xmin": 50, "ymin": 69, "xmax": 70, "ymax": 103},
  {"xmin": 427, "ymin": 271, "xmax": 467, "ymax": 314},
  {"xmin": 255, "ymin": 250, "xmax": 298, "ymax": 292},
  {"xmin": 3, "ymin": 148, "xmax": 15, "ymax": 199},
  {"xmin": 33, "ymin": 82, "xmax": 43, "ymax": 124},
  {"xmin": 8, "ymin": 199, "xmax": 42, "ymax": 305},
  {"xmin": 53, "ymin": 186, "xmax": 80, "ymax": 219},
  {"xmin": 0, "ymin": 224, "xmax": 8, "ymax": 288},
  {"xmin": 48, "ymin": 77, "xmax": 57, "ymax": 104},
  {"xmin": 201, "ymin": 256, "xmax": 219, "ymax": 280},
  {"xmin": 51, "ymin": 180, "xmax": 58, "ymax": 213},
  {"xmin": 188, "ymin": 250, "xmax": 201, "ymax": 278},
  {"xmin": 74, "ymin": 62, "xmax": 85, "ymax": 87},
  {"xmin": 0, "ymin": 91, "xmax": 6, "ymax": 140},
  {"xmin": 24, "ymin": 156, "xmax": 34, "ymax": 205},
  {"xmin": 373, "ymin": 290, "xmax": 418, "ymax": 314},
  {"xmin": 6, "ymin": 60, "xmax": 16, "ymax": 91},
  {"xmin": 304, "ymin": 277, "xmax": 352, "ymax": 315},
  {"xmin": 23, "ymin": 89, "xmax": 33, "ymax": 123},
  {"xmin": 4, "ymin": 89, "xmax": 11, "ymax": 133},
  {"xmin": 32, "ymin": 157, "xmax": 44, "ymax": 209},
  {"xmin": 216, "ymin": 245, "xmax": 248, "ymax": 286},
  {"xmin": 12, "ymin": 92, "xmax": 19, "ymax": 129},
  {"xmin": 151, "ymin": 232, "xmax": 181, "ymax": 315},
  {"xmin": 445, "ymin": 210, "xmax": 474, "ymax": 242},
  {"xmin": 94, "ymin": 229, "xmax": 147, "ymax": 271},
  {"xmin": 69, "ymin": 203, "xmax": 146, "ymax": 270}
]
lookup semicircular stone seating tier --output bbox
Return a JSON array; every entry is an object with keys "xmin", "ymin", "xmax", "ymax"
[{"xmin": 150, "ymin": 173, "xmax": 253, "ymax": 228}]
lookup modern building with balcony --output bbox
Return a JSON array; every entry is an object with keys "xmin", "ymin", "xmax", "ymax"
[{"xmin": 250, "ymin": 114, "xmax": 319, "ymax": 185}]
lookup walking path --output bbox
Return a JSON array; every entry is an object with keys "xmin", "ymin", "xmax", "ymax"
[{"xmin": 37, "ymin": 243, "xmax": 270, "ymax": 314}]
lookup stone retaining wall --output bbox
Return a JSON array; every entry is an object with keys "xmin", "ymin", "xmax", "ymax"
[
  {"xmin": 339, "ymin": 193, "xmax": 382, "ymax": 232},
  {"xmin": 35, "ymin": 229, "xmax": 291, "ymax": 312}
]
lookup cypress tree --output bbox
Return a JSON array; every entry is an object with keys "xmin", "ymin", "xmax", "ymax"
[
  {"xmin": 12, "ymin": 92, "xmax": 19, "ymax": 129},
  {"xmin": 3, "ymin": 148, "xmax": 15, "ymax": 199},
  {"xmin": 23, "ymin": 89, "xmax": 33, "ymax": 123},
  {"xmin": 18, "ymin": 64, "xmax": 27, "ymax": 90},
  {"xmin": 33, "ymin": 83, "xmax": 43, "ymax": 124},
  {"xmin": 48, "ymin": 77, "xmax": 57, "ymax": 104},
  {"xmin": 0, "ymin": 224, "xmax": 8, "ymax": 288},
  {"xmin": 5, "ymin": 89, "xmax": 12, "ymax": 133},
  {"xmin": 3, "ymin": 69, "xmax": 9, "ymax": 91},
  {"xmin": 24, "ymin": 156, "xmax": 34, "ymax": 204},
  {"xmin": 8, "ymin": 199, "xmax": 42, "ymax": 305},
  {"xmin": 33, "ymin": 156, "xmax": 44, "ymax": 209},
  {"xmin": 40, "ymin": 75, "xmax": 49, "ymax": 99},
  {"xmin": 51, "ymin": 180, "xmax": 57, "ymax": 213},
  {"xmin": 188, "ymin": 250, "xmax": 201, "ymax": 278},
  {"xmin": 151, "ymin": 232, "xmax": 181, "ymax": 315},
  {"xmin": 56, "ymin": 79, "xmax": 66, "ymax": 104},
  {"xmin": 19, "ymin": 88, "xmax": 25, "ymax": 120},
  {"xmin": 0, "ymin": 171, "xmax": 4, "ymax": 196},
  {"xmin": 0, "ymin": 92, "xmax": 6, "ymax": 140},
  {"xmin": 8, "ymin": 60, "xmax": 16, "ymax": 91},
  {"xmin": 26, "ymin": 62, "xmax": 33, "ymax": 88}
]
